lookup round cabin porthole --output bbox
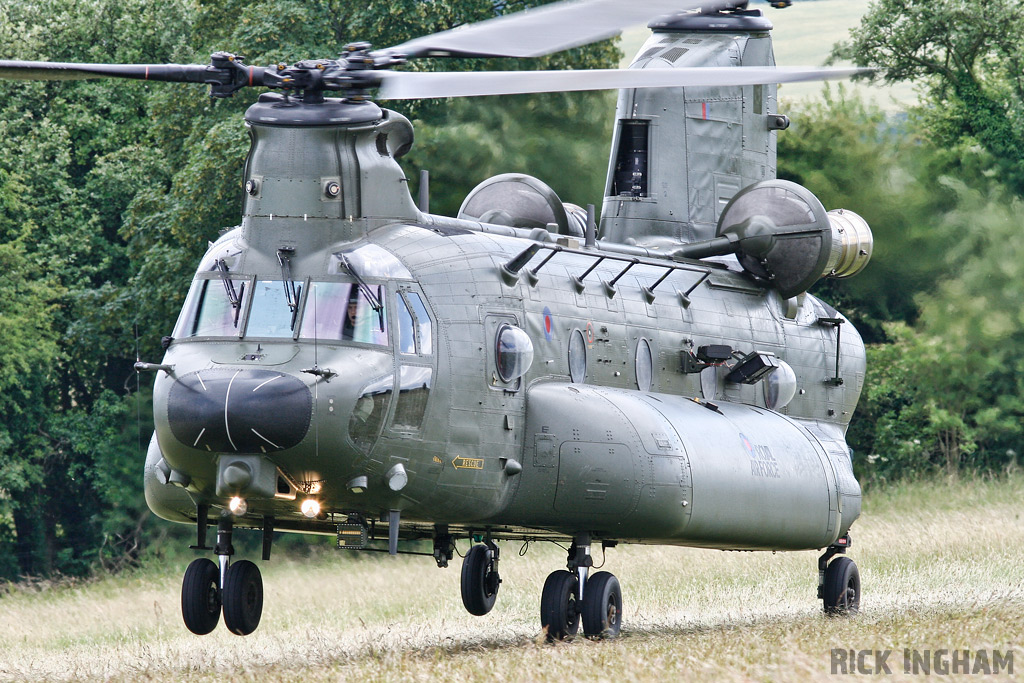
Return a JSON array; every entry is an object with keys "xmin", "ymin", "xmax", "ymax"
[
  {"xmin": 764, "ymin": 359, "xmax": 798, "ymax": 410},
  {"xmin": 700, "ymin": 366, "xmax": 717, "ymax": 400},
  {"xmin": 496, "ymin": 324, "xmax": 534, "ymax": 383},
  {"xmin": 635, "ymin": 338, "xmax": 653, "ymax": 392},
  {"xmin": 569, "ymin": 328, "xmax": 587, "ymax": 383}
]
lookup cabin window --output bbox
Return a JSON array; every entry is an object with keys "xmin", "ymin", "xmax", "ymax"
[
  {"xmin": 568, "ymin": 328, "xmax": 587, "ymax": 383},
  {"xmin": 700, "ymin": 366, "xmax": 718, "ymax": 400},
  {"xmin": 764, "ymin": 360, "xmax": 798, "ymax": 411},
  {"xmin": 635, "ymin": 338, "xmax": 653, "ymax": 392},
  {"xmin": 496, "ymin": 324, "xmax": 534, "ymax": 383},
  {"xmin": 299, "ymin": 282, "xmax": 388, "ymax": 345}
]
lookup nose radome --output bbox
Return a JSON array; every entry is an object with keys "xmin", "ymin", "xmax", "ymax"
[{"xmin": 167, "ymin": 369, "xmax": 312, "ymax": 453}]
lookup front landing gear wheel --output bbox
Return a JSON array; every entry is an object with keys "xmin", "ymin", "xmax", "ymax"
[
  {"xmin": 461, "ymin": 543, "xmax": 500, "ymax": 616},
  {"xmin": 222, "ymin": 559, "xmax": 264, "ymax": 635},
  {"xmin": 581, "ymin": 571, "xmax": 622, "ymax": 638},
  {"xmin": 822, "ymin": 556, "xmax": 860, "ymax": 615},
  {"xmin": 541, "ymin": 570, "xmax": 580, "ymax": 641},
  {"xmin": 182, "ymin": 558, "xmax": 221, "ymax": 635}
]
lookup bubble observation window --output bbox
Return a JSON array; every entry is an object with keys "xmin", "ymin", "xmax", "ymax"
[
  {"xmin": 496, "ymin": 324, "xmax": 534, "ymax": 383},
  {"xmin": 568, "ymin": 328, "xmax": 587, "ymax": 383}
]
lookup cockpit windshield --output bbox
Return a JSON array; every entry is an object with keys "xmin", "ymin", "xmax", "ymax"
[
  {"xmin": 246, "ymin": 280, "xmax": 296, "ymax": 338},
  {"xmin": 173, "ymin": 276, "xmax": 247, "ymax": 338},
  {"xmin": 174, "ymin": 277, "xmax": 388, "ymax": 345},
  {"xmin": 300, "ymin": 282, "xmax": 388, "ymax": 344}
]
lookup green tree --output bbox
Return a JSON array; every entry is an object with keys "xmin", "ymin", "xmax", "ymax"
[
  {"xmin": 778, "ymin": 87, "xmax": 977, "ymax": 342},
  {"xmin": 0, "ymin": 0, "xmax": 190, "ymax": 578},
  {"xmin": 833, "ymin": 0, "xmax": 1024, "ymax": 193},
  {"xmin": 849, "ymin": 183, "xmax": 1024, "ymax": 485}
]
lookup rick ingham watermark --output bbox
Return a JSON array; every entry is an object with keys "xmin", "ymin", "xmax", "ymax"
[{"xmin": 830, "ymin": 649, "xmax": 1014, "ymax": 675}]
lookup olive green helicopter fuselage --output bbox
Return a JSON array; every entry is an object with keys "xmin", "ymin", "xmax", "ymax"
[{"xmin": 135, "ymin": 6, "xmax": 872, "ymax": 637}]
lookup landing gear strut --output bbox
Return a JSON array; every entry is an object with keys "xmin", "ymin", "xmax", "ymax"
[
  {"xmin": 181, "ymin": 513, "xmax": 265, "ymax": 636},
  {"xmin": 819, "ymin": 534, "xmax": 860, "ymax": 615},
  {"xmin": 541, "ymin": 535, "xmax": 622, "ymax": 641}
]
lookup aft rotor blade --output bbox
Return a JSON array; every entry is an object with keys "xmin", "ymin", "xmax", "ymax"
[
  {"xmin": 0, "ymin": 60, "xmax": 216, "ymax": 83},
  {"xmin": 388, "ymin": 0, "xmax": 732, "ymax": 59},
  {"xmin": 376, "ymin": 66, "xmax": 874, "ymax": 100}
]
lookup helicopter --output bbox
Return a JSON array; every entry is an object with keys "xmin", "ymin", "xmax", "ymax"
[{"xmin": 0, "ymin": 0, "xmax": 875, "ymax": 640}]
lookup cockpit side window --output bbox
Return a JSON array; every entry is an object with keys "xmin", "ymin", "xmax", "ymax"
[
  {"xmin": 300, "ymin": 282, "xmax": 388, "ymax": 345},
  {"xmin": 396, "ymin": 290, "xmax": 433, "ymax": 356}
]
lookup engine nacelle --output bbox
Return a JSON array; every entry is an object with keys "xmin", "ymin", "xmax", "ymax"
[
  {"xmin": 715, "ymin": 180, "xmax": 873, "ymax": 298},
  {"xmin": 458, "ymin": 173, "xmax": 587, "ymax": 237}
]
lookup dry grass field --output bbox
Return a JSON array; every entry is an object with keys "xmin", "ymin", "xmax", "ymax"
[{"xmin": 0, "ymin": 474, "xmax": 1021, "ymax": 681}]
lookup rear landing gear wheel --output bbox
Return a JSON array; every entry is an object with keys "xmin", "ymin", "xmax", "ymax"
[
  {"xmin": 541, "ymin": 570, "xmax": 580, "ymax": 641},
  {"xmin": 581, "ymin": 571, "xmax": 622, "ymax": 638},
  {"xmin": 222, "ymin": 559, "xmax": 264, "ymax": 635},
  {"xmin": 822, "ymin": 556, "xmax": 860, "ymax": 615},
  {"xmin": 181, "ymin": 558, "xmax": 221, "ymax": 635},
  {"xmin": 461, "ymin": 543, "xmax": 500, "ymax": 616}
]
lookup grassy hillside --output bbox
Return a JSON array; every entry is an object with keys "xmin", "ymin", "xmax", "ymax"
[
  {"xmin": 0, "ymin": 474, "xmax": 1021, "ymax": 681},
  {"xmin": 620, "ymin": 0, "xmax": 917, "ymax": 111}
]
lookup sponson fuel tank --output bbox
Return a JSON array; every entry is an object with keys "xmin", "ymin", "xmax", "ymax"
[{"xmin": 499, "ymin": 382, "xmax": 859, "ymax": 551}]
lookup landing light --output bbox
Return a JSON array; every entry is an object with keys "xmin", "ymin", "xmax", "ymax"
[
  {"xmin": 347, "ymin": 475, "xmax": 368, "ymax": 494},
  {"xmin": 228, "ymin": 496, "xmax": 248, "ymax": 516},
  {"xmin": 301, "ymin": 499, "xmax": 321, "ymax": 518}
]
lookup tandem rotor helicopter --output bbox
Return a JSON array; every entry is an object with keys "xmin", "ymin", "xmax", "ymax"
[{"xmin": 1, "ymin": 0, "xmax": 876, "ymax": 639}]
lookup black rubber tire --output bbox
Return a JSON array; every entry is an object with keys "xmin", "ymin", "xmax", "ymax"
[
  {"xmin": 581, "ymin": 571, "xmax": 622, "ymax": 638},
  {"xmin": 181, "ymin": 558, "xmax": 221, "ymax": 635},
  {"xmin": 540, "ymin": 570, "xmax": 580, "ymax": 641},
  {"xmin": 222, "ymin": 560, "xmax": 264, "ymax": 635},
  {"xmin": 461, "ymin": 544, "xmax": 499, "ymax": 616},
  {"xmin": 822, "ymin": 556, "xmax": 860, "ymax": 616}
]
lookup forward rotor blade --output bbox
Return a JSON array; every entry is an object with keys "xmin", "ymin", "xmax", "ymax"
[
  {"xmin": 388, "ymin": 0, "xmax": 732, "ymax": 59},
  {"xmin": 0, "ymin": 60, "xmax": 214, "ymax": 83},
  {"xmin": 376, "ymin": 66, "xmax": 874, "ymax": 100}
]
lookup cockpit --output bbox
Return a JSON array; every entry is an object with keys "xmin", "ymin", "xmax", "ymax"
[
  {"xmin": 171, "ymin": 243, "xmax": 419, "ymax": 345},
  {"xmin": 163, "ymin": 241, "xmax": 437, "ymax": 453}
]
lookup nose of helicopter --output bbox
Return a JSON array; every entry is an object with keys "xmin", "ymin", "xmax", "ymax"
[{"xmin": 167, "ymin": 369, "xmax": 312, "ymax": 453}]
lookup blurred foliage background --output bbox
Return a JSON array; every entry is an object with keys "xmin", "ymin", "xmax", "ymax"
[{"xmin": 0, "ymin": 0, "xmax": 1021, "ymax": 580}]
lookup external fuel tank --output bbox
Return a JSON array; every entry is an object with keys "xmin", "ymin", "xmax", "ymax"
[{"xmin": 506, "ymin": 382, "xmax": 860, "ymax": 551}]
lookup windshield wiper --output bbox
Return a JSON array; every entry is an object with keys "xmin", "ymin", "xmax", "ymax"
[
  {"xmin": 338, "ymin": 254, "xmax": 382, "ymax": 313},
  {"xmin": 338, "ymin": 254, "xmax": 385, "ymax": 333},
  {"xmin": 277, "ymin": 248, "xmax": 302, "ymax": 330},
  {"xmin": 215, "ymin": 258, "xmax": 245, "ymax": 328}
]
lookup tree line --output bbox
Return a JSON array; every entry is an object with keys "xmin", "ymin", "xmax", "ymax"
[{"xmin": 0, "ymin": 0, "xmax": 1021, "ymax": 580}]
